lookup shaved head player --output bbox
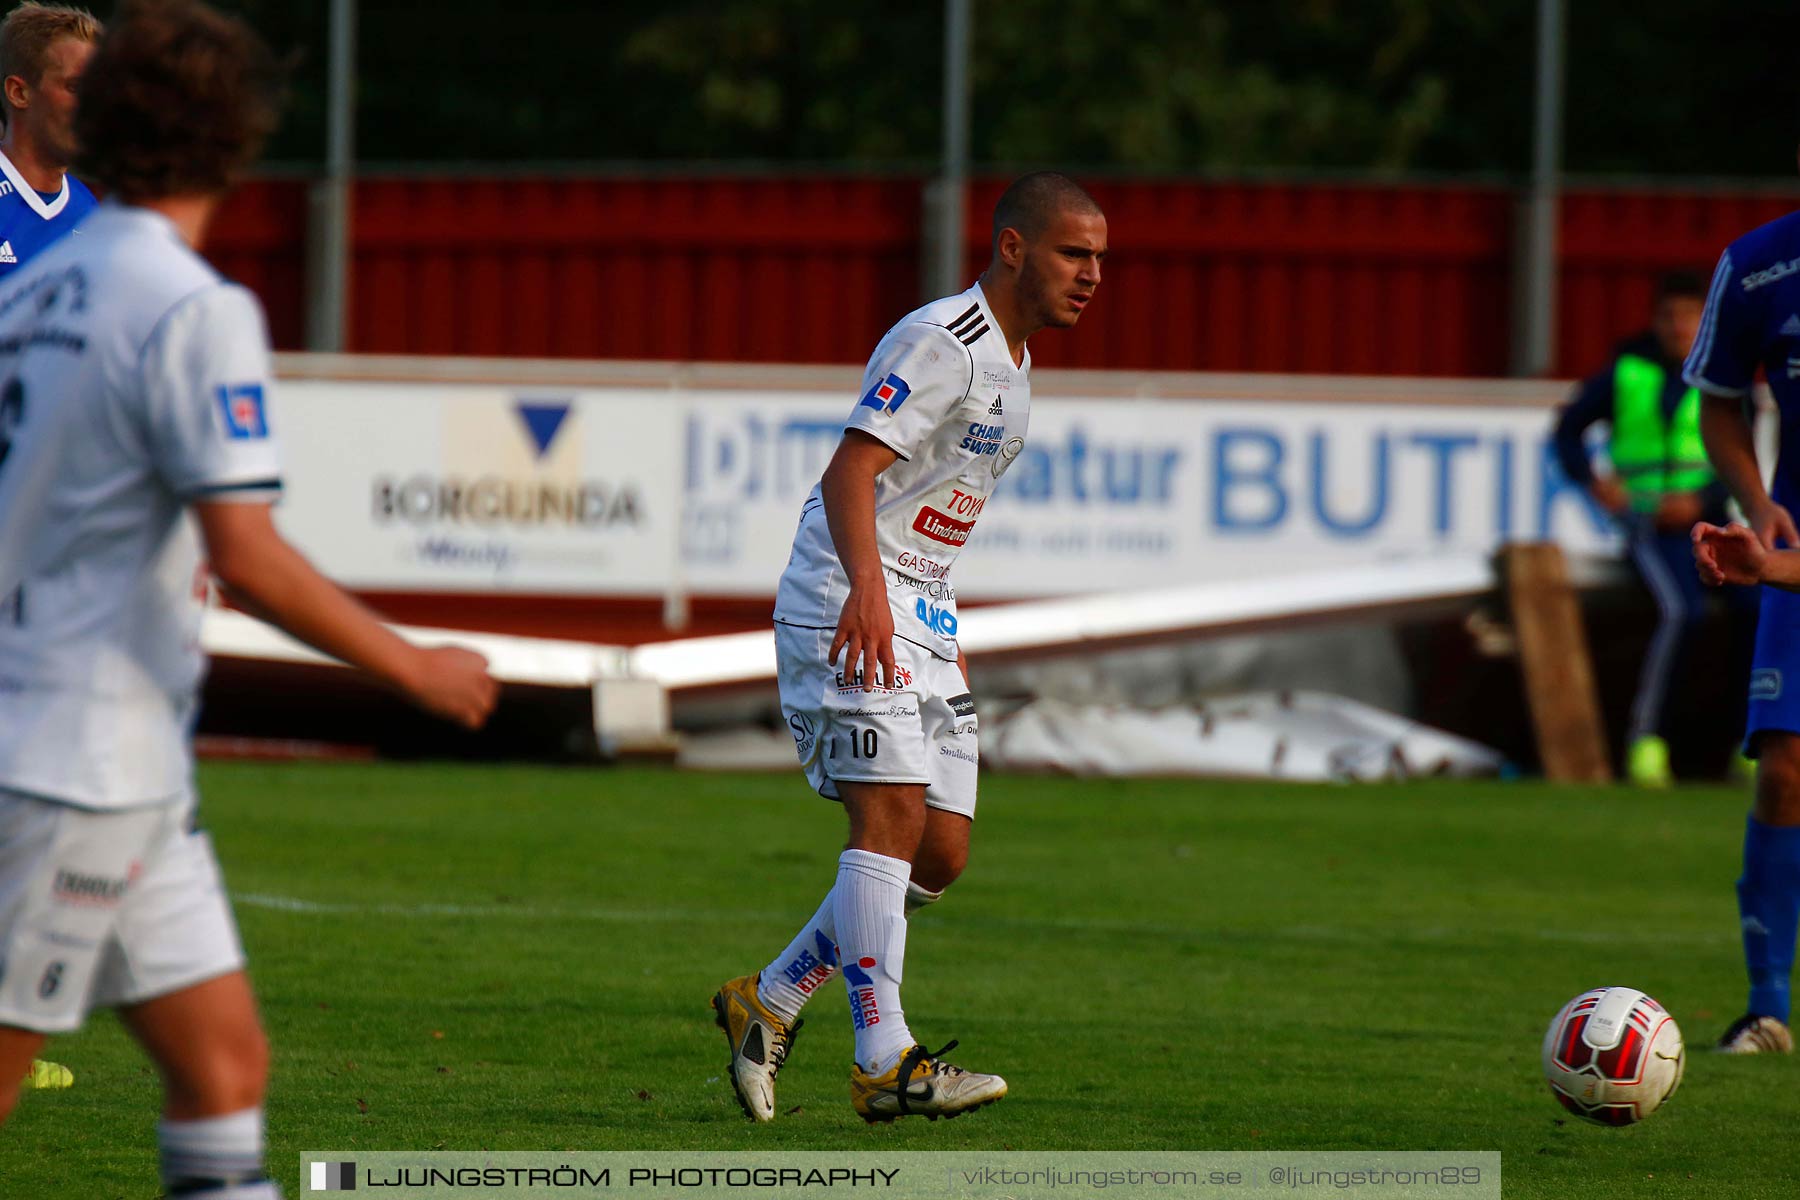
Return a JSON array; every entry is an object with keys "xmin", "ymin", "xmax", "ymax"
[{"xmin": 713, "ymin": 172, "xmax": 1107, "ymax": 1123}]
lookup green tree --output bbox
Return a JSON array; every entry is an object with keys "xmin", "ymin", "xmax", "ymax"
[{"xmin": 116, "ymin": 0, "xmax": 1800, "ymax": 177}]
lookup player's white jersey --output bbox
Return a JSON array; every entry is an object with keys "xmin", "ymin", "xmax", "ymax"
[
  {"xmin": 774, "ymin": 282, "xmax": 1029, "ymax": 660},
  {"xmin": 0, "ymin": 203, "xmax": 280, "ymax": 809}
]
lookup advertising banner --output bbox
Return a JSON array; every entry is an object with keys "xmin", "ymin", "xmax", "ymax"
[
  {"xmin": 271, "ymin": 376, "xmax": 1615, "ymax": 598},
  {"xmin": 273, "ymin": 383, "xmax": 682, "ymax": 592},
  {"xmin": 679, "ymin": 392, "xmax": 1617, "ymax": 599}
]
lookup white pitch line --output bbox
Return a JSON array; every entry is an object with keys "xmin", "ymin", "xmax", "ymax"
[
  {"xmin": 233, "ymin": 893, "xmax": 1722, "ymax": 947},
  {"xmin": 232, "ymin": 892, "xmax": 780, "ymax": 924}
]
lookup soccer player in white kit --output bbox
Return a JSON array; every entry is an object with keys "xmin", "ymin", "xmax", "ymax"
[
  {"xmin": 0, "ymin": 3, "xmax": 497, "ymax": 1194},
  {"xmin": 713, "ymin": 172, "xmax": 1106, "ymax": 1123}
]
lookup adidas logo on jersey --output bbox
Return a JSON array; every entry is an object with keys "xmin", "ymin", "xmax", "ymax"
[
  {"xmin": 1783, "ymin": 313, "xmax": 1800, "ymax": 337},
  {"xmin": 986, "ymin": 395, "xmax": 1003, "ymax": 416},
  {"xmin": 0, "ymin": 242, "xmax": 15, "ymax": 264}
]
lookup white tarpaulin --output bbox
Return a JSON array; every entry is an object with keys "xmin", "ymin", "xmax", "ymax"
[
  {"xmin": 676, "ymin": 692, "xmax": 1504, "ymax": 782},
  {"xmin": 981, "ymin": 692, "xmax": 1504, "ymax": 782}
]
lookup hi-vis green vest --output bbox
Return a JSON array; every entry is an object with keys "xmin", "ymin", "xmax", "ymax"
[{"xmin": 1610, "ymin": 353, "xmax": 1713, "ymax": 513}]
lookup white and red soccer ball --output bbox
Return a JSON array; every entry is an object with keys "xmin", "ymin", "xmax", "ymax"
[{"xmin": 1542, "ymin": 986, "xmax": 1685, "ymax": 1126}]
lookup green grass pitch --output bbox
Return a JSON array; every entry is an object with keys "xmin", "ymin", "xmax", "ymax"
[{"xmin": 4, "ymin": 763, "xmax": 1798, "ymax": 1198}]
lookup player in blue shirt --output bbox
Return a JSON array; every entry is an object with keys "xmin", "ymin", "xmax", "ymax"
[
  {"xmin": 1685, "ymin": 184, "xmax": 1800, "ymax": 1054},
  {"xmin": 0, "ymin": 2, "xmax": 99, "ymax": 280}
]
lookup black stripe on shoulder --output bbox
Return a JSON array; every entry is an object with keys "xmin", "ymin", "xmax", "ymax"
[
  {"xmin": 958, "ymin": 321, "xmax": 989, "ymax": 346},
  {"xmin": 945, "ymin": 303, "xmax": 980, "ymax": 335},
  {"xmin": 916, "ymin": 320, "xmax": 979, "ymax": 404}
]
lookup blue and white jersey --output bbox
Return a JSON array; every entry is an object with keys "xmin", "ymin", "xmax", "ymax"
[
  {"xmin": 0, "ymin": 148, "xmax": 96, "ymax": 279},
  {"xmin": 1685, "ymin": 211, "xmax": 1800, "ymax": 511},
  {"xmin": 0, "ymin": 203, "xmax": 281, "ymax": 809}
]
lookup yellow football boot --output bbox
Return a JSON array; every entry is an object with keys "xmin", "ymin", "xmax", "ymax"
[
  {"xmin": 850, "ymin": 1040, "xmax": 1005, "ymax": 1123},
  {"xmin": 711, "ymin": 974, "xmax": 801, "ymax": 1122}
]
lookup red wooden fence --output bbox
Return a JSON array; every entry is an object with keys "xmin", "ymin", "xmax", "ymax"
[{"xmin": 205, "ymin": 174, "xmax": 1800, "ymax": 380}]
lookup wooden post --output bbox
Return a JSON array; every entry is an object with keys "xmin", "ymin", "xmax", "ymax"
[{"xmin": 1503, "ymin": 541, "xmax": 1612, "ymax": 782}]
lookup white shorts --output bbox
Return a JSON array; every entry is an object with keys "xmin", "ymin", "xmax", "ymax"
[
  {"xmin": 0, "ymin": 789, "xmax": 246, "ymax": 1033},
  {"xmin": 775, "ymin": 622, "xmax": 980, "ymax": 818}
]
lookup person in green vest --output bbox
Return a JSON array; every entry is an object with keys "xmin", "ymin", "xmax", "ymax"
[{"xmin": 1553, "ymin": 270, "xmax": 1757, "ymax": 785}]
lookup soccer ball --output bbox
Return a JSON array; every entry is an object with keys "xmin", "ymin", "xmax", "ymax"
[{"xmin": 1542, "ymin": 986, "xmax": 1685, "ymax": 1126}]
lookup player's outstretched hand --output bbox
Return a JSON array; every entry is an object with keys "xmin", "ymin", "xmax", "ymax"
[
  {"xmin": 1693, "ymin": 522, "xmax": 1766, "ymax": 587},
  {"xmin": 405, "ymin": 645, "xmax": 500, "ymax": 729},
  {"xmin": 831, "ymin": 584, "xmax": 897, "ymax": 692},
  {"xmin": 1749, "ymin": 500, "xmax": 1800, "ymax": 551}
]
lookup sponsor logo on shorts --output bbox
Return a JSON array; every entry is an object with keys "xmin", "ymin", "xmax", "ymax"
[
  {"xmin": 948, "ymin": 693, "xmax": 976, "ymax": 719},
  {"xmin": 1752, "ymin": 668, "xmax": 1783, "ymax": 701},
  {"xmin": 912, "ymin": 506, "xmax": 974, "ymax": 546},
  {"xmin": 840, "ymin": 704, "xmax": 917, "ymax": 718},
  {"xmin": 835, "ymin": 666, "xmax": 912, "ymax": 694},
  {"xmin": 939, "ymin": 744, "xmax": 978, "ymax": 764},
  {"xmin": 787, "ymin": 712, "xmax": 818, "ymax": 765},
  {"xmin": 52, "ymin": 864, "xmax": 137, "ymax": 907}
]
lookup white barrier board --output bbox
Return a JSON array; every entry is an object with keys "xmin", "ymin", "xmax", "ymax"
[
  {"xmin": 269, "ymin": 375, "xmax": 1616, "ymax": 597},
  {"xmin": 273, "ymin": 383, "xmax": 681, "ymax": 592},
  {"xmin": 681, "ymin": 393, "xmax": 1619, "ymax": 597}
]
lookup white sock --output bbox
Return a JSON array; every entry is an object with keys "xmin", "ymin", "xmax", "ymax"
[
  {"xmin": 834, "ymin": 848, "xmax": 914, "ymax": 1075},
  {"xmin": 758, "ymin": 877, "xmax": 943, "ymax": 1023},
  {"xmin": 905, "ymin": 881, "xmax": 944, "ymax": 916},
  {"xmin": 159, "ymin": 1108, "xmax": 282, "ymax": 1198},
  {"xmin": 758, "ymin": 889, "xmax": 838, "ymax": 1023}
]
